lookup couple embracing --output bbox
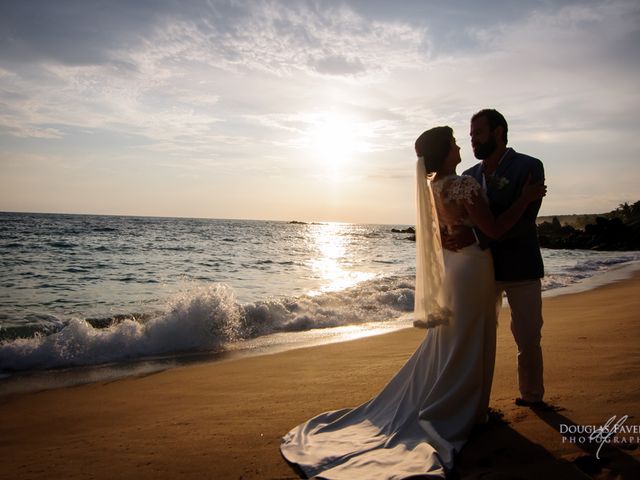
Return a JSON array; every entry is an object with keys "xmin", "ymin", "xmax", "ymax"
[{"xmin": 281, "ymin": 109, "xmax": 547, "ymax": 479}]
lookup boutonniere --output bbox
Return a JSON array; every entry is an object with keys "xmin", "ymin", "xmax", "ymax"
[{"xmin": 487, "ymin": 175, "xmax": 510, "ymax": 190}]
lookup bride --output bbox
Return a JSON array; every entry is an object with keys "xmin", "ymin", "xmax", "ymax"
[{"xmin": 280, "ymin": 126, "xmax": 546, "ymax": 479}]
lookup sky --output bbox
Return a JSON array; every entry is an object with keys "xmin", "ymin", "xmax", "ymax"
[{"xmin": 1, "ymin": 0, "xmax": 639, "ymax": 224}]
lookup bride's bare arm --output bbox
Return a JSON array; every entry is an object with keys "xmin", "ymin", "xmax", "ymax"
[{"xmin": 463, "ymin": 176, "xmax": 546, "ymax": 240}]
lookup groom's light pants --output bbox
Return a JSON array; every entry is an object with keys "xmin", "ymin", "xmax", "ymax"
[{"xmin": 495, "ymin": 279, "xmax": 544, "ymax": 402}]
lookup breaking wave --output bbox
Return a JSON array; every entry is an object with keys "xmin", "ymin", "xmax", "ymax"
[{"xmin": 0, "ymin": 276, "xmax": 415, "ymax": 372}]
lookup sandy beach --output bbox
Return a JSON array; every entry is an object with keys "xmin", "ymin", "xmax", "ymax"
[{"xmin": 1, "ymin": 273, "xmax": 639, "ymax": 480}]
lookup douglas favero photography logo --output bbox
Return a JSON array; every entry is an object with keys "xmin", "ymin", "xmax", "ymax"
[{"xmin": 559, "ymin": 415, "xmax": 640, "ymax": 458}]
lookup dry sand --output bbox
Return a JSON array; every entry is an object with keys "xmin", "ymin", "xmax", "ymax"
[{"xmin": 1, "ymin": 273, "xmax": 639, "ymax": 479}]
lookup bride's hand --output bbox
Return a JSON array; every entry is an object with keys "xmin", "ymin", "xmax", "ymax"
[{"xmin": 521, "ymin": 174, "xmax": 547, "ymax": 203}]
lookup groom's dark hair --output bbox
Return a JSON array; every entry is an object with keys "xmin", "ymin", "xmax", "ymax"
[{"xmin": 472, "ymin": 109, "xmax": 508, "ymax": 144}]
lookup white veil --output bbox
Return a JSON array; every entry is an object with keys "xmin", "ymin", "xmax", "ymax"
[{"xmin": 414, "ymin": 157, "xmax": 452, "ymax": 327}]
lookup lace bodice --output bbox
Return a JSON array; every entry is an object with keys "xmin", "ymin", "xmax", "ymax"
[{"xmin": 430, "ymin": 175, "xmax": 483, "ymax": 232}]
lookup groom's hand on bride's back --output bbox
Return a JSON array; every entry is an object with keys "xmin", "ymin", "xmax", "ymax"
[{"xmin": 441, "ymin": 228, "xmax": 476, "ymax": 251}]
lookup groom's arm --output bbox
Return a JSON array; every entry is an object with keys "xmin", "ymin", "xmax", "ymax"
[{"xmin": 495, "ymin": 159, "xmax": 545, "ymax": 242}]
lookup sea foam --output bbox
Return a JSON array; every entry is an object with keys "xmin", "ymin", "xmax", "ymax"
[
  {"xmin": 0, "ymin": 276, "xmax": 415, "ymax": 372},
  {"xmin": 0, "ymin": 283, "xmax": 243, "ymax": 371}
]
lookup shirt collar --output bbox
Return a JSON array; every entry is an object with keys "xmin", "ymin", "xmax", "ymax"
[
  {"xmin": 480, "ymin": 147, "xmax": 512, "ymax": 191},
  {"xmin": 482, "ymin": 147, "xmax": 512, "ymax": 174}
]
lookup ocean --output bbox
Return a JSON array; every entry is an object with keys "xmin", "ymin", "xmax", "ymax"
[{"xmin": 1, "ymin": 212, "xmax": 639, "ymax": 390}]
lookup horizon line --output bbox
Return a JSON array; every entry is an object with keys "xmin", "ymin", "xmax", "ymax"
[
  {"xmin": 0, "ymin": 209, "xmax": 618, "ymax": 225},
  {"xmin": 0, "ymin": 209, "xmax": 413, "ymax": 227}
]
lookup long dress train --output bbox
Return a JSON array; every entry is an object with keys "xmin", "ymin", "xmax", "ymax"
[{"xmin": 280, "ymin": 242, "xmax": 496, "ymax": 479}]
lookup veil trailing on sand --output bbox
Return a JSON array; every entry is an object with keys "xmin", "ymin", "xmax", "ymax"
[{"xmin": 414, "ymin": 157, "xmax": 452, "ymax": 327}]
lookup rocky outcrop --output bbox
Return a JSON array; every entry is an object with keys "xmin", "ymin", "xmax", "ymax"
[
  {"xmin": 537, "ymin": 215, "xmax": 640, "ymax": 251},
  {"xmin": 391, "ymin": 227, "xmax": 416, "ymax": 241},
  {"xmin": 391, "ymin": 227, "xmax": 415, "ymax": 234}
]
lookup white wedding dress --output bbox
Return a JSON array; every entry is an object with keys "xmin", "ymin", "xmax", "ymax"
[{"xmin": 280, "ymin": 166, "xmax": 497, "ymax": 479}]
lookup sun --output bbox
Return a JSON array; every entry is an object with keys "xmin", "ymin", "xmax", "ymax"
[{"xmin": 304, "ymin": 112, "xmax": 367, "ymax": 172}]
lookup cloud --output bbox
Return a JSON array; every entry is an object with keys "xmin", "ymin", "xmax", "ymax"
[
  {"xmin": 2, "ymin": 125, "xmax": 64, "ymax": 139},
  {"xmin": 311, "ymin": 54, "xmax": 366, "ymax": 76},
  {"xmin": 0, "ymin": 0, "xmax": 431, "ymax": 167},
  {"xmin": 0, "ymin": 0, "xmax": 155, "ymax": 66},
  {"xmin": 1, "ymin": 0, "xmax": 428, "ymax": 75},
  {"xmin": 469, "ymin": 0, "xmax": 640, "ymax": 135},
  {"xmin": 1, "ymin": 0, "xmax": 639, "ymax": 219}
]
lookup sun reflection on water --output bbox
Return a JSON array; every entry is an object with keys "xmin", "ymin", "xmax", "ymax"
[{"xmin": 306, "ymin": 223, "xmax": 375, "ymax": 296}]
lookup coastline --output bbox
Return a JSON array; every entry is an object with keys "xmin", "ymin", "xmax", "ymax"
[
  {"xmin": 1, "ymin": 270, "xmax": 639, "ymax": 478},
  {"xmin": 2, "ymin": 260, "xmax": 640, "ymax": 396}
]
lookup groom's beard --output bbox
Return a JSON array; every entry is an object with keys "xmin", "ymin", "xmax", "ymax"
[{"xmin": 472, "ymin": 137, "xmax": 497, "ymax": 160}]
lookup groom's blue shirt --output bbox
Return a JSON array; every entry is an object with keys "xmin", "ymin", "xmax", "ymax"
[{"xmin": 463, "ymin": 148, "xmax": 545, "ymax": 282}]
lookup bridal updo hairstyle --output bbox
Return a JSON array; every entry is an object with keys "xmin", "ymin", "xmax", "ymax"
[{"xmin": 415, "ymin": 126, "xmax": 453, "ymax": 174}]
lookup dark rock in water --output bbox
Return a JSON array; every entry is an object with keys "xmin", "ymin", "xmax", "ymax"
[
  {"xmin": 392, "ymin": 227, "xmax": 415, "ymax": 234},
  {"xmin": 289, "ymin": 221, "xmax": 307, "ymax": 225},
  {"xmin": 406, "ymin": 235, "xmax": 416, "ymax": 242},
  {"xmin": 537, "ymin": 215, "xmax": 640, "ymax": 250}
]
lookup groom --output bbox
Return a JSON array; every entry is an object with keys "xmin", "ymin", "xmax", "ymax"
[{"xmin": 463, "ymin": 109, "xmax": 546, "ymax": 407}]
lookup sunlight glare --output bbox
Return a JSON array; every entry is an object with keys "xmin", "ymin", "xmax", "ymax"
[
  {"xmin": 304, "ymin": 112, "xmax": 368, "ymax": 173},
  {"xmin": 307, "ymin": 223, "xmax": 375, "ymax": 296}
]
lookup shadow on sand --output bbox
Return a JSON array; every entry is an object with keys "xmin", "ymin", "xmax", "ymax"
[{"xmin": 453, "ymin": 407, "xmax": 639, "ymax": 480}]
